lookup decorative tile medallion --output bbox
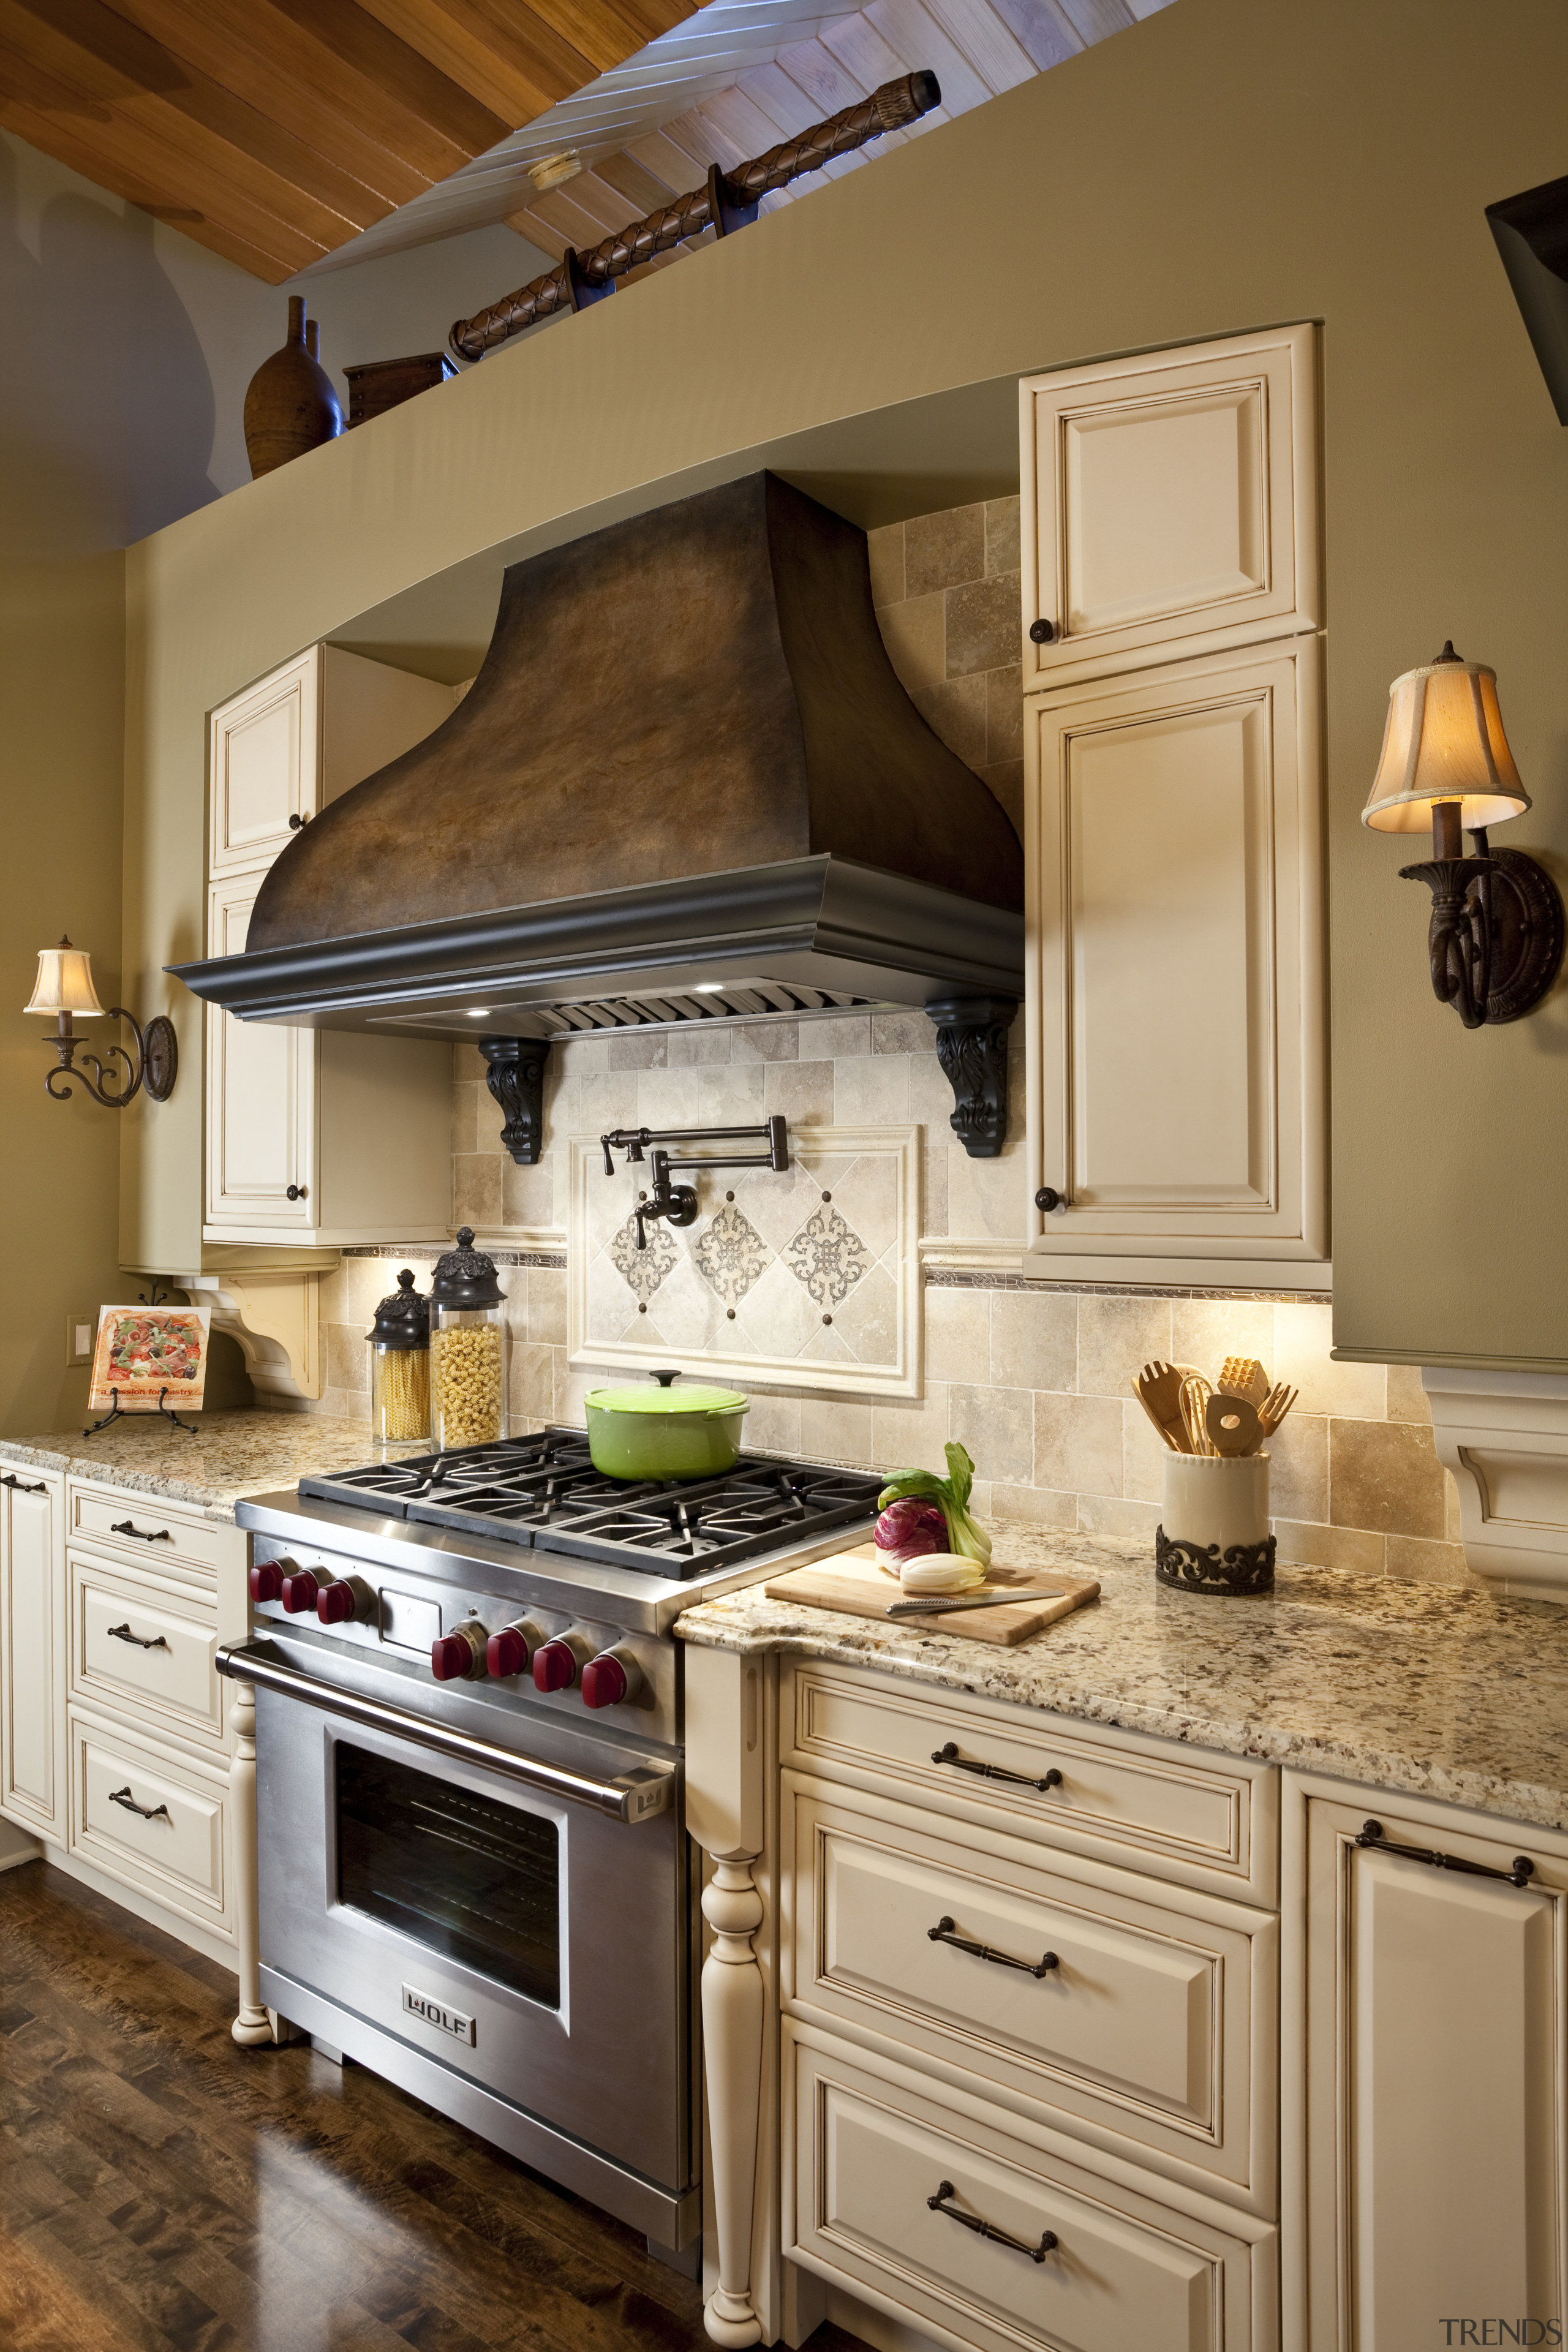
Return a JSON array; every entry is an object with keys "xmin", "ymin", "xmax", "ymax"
[
  {"xmin": 608, "ymin": 1213, "xmax": 679, "ymax": 1305},
  {"xmin": 783, "ymin": 1202, "xmax": 873, "ymax": 1307},
  {"xmin": 569, "ymin": 1127, "xmax": 921, "ymax": 1398},
  {"xmin": 693, "ymin": 1200, "xmax": 773, "ymax": 1309}
]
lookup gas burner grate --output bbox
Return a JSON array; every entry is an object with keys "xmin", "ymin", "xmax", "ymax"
[{"xmin": 300, "ymin": 1431, "xmax": 883, "ymax": 1578}]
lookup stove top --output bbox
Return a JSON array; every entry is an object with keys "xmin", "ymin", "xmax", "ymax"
[{"xmin": 298, "ymin": 1429, "xmax": 883, "ymax": 1580}]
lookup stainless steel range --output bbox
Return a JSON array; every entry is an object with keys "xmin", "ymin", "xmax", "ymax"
[{"xmin": 220, "ymin": 1430, "xmax": 880, "ymax": 2264}]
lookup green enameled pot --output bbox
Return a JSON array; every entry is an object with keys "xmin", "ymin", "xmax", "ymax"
[{"xmin": 584, "ymin": 1371, "xmax": 750, "ymax": 1482}]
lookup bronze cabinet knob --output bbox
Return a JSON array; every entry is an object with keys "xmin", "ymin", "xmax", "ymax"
[
  {"xmin": 1035, "ymin": 1186, "xmax": 1062, "ymax": 1213},
  {"xmin": 1029, "ymin": 618, "xmax": 1057, "ymax": 644}
]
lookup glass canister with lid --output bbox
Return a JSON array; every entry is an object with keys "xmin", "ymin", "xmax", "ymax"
[
  {"xmin": 368, "ymin": 1267, "xmax": 431, "ymax": 1446},
  {"xmin": 429, "ymin": 1226, "xmax": 508, "ymax": 1452}
]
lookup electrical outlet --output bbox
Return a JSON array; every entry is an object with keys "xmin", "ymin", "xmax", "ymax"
[{"xmin": 66, "ymin": 1311, "xmax": 96, "ymax": 1368}]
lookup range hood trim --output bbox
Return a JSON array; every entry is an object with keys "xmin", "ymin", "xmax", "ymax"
[{"xmin": 168, "ymin": 856, "xmax": 1025, "ymax": 1036}]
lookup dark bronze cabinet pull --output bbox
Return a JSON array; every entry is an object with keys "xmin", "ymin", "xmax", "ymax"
[
  {"xmin": 110, "ymin": 1519, "xmax": 172, "ymax": 1543},
  {"xmin": 1356, "ymin": 1819, "xmax": 1536, "ymax": 1890},
  {"xmin": 1, "ymin": 1474, "xmax": 47, "ymax": 1494},
  {"xmin": 931, "ymin": 1741, "xmax": 1061, "ymax": 1793},
  {"xmin": 107, "ymin": 1623, "xmax": 170, "ymax": 1653},
  {"xmin": 286, "ymin": 1183, "xmax": 308, "ymax": 1201},
  {"xmin": 929, "ymin": 1915, "xmax": 1058, "ymax": 1978},
  {"xmin": 108, "ymin": 1786, "xmax": 170, "ymax": 1823},
  {"xmin": 927, "ymin": 2180, "xmax": 1058, "ymax": 2261}
]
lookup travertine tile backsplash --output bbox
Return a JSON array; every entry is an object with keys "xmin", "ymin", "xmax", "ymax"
[{"xmin": 292, "ymin": 493, "xmax": 1473, "ymax": 1588}]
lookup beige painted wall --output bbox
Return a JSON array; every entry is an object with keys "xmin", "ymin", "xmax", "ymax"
[{"xmin": 123, "ymin": 0, "xmax": 1568, "ymax": 1369}]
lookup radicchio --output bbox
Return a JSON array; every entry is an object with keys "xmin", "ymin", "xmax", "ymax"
[{"xmin": 874, "ymin": 1497, "xmax": 948, "ymax": 1565}]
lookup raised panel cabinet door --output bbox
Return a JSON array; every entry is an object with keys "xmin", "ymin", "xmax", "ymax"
[
  {"xmin": 1, "ymin": 1470, "xmax": 64, "ymax": 1839},
  {"xmin": 1298, "ymin": 1793, "xmax": 1567, "ymax": 2350},
  {"xmin": 208, "ymin": 649, "xmax": 317, "ymax": 879},
  {"xmin": 1020, "ymin": 323, "xmax": 1319, "ymax": 688},
  {"xmin": 1025, "ymin": 638, "xmax": 1325, "ymax": 1267},
  {"xmin": 203, "ymin": 880, "xmax": 315, "ymax": 1231}
]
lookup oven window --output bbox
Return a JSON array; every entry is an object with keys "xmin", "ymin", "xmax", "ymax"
[{"xmin": 336, "ymin": 1744, "xmax": 560, "ymax": 2010}]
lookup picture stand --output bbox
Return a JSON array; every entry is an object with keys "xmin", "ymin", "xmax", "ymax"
[{"xmin": 83, "ymin": 1387, "xmax": 199, "ymax": 1439}]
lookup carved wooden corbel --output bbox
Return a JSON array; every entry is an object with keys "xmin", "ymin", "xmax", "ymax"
[
  {"xmin": 479, "ymin": 1036, "xmax": 551, "ymax": 1164},
  {"xmin": 925, "ymin": 996, "xmax": 1019, "ymax": 1158}
]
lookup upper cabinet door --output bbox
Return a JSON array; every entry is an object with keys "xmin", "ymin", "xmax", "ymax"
[
  {"xmin": 203, "ymin": 879, "xmax": 315, "ymax": 1234},
  {"xmin": 1020, "ymin": 323, "xmax": 1319, "ymax": 690},
  {"xmin": 1025, "ymin": 637, "xmax": 1325, "ymax": 1268},
  {"xmin": 208, "ymin": 648, "xmax": 318, "ymax": 878}
]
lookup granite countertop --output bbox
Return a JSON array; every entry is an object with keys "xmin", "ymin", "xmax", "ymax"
[
  {"xmin": 675, "ymin": 1528, "xmax": 1568, "ymax": 1835},
  {"xmin": 0, "ymin": 1410, "xmax": 407, "ymax": 1522}
]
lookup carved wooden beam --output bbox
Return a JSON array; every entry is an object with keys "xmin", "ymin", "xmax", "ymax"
[{"xmin": 450, "ymin": 72, "xmax": 940, "ymax": 361}]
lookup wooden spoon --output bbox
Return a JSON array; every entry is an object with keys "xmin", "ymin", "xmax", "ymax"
[
  {"xmin": 1205, "ymin": 1391, "xmax": 1264, "ymax": 1456},
  {"xmin": 1135, "ymin": 1360, "xmax": 1202, "ymax": 1452}
]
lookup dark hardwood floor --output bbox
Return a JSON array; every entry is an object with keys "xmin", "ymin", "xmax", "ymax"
[{"xmin": 0, "ymin": 1860, "xmax": 864, "ymax": 2352}]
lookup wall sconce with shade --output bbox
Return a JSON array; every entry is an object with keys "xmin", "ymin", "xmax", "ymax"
[
  {"xmin": 24, "ymin": 938, "xmax": 178, "ymax": 1106},
  {"xmin": 1362, "ymin": 644, "xmax": 1564, "ymax": 1028}
]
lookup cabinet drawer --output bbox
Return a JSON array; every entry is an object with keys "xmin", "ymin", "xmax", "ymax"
[
  {"xmin": 70, "ymin": 1556, "xmax": 223, "ymax": 1747},
  {"xmin": 785, "ymin": 1664, "xmax": 1277, "ymax": 1905},
  {"xmin": 68, "ymin": 1709, "xmax": 228, "ymax": 1928},
  {"xmin": 786, "ymin": 2025, "xmax": 1276, "ymax": 2352},
  {"xmin": 69, "ymin": 1483, "xmax": 234, "ymax": 1582},
  {"xmin": 786, "ymin": 1776, "xmax": 1273, "ymax": 2209}
]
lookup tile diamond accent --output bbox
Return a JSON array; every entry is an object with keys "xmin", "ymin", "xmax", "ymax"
[
  {"xmin": 693, "ymin": 1200, "xmax": 773, "ymax": 1310},
  {"xmin": 608, "ymin": 1213, "xmax": 678, "ymax": 1304},
  {"xmin": 783, "ymin": 1202, "xmax": 873, "ymax": 1308}
]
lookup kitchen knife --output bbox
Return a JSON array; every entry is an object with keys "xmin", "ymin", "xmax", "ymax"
[{"xmin": 886, "ymin": 1588, "xmax": 1066, "ymax": 1618}]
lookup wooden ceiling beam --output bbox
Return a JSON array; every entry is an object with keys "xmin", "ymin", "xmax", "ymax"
[
  {"xmin": 516, "ymin": 0, "xmax": 697, "ymax": 75},
  {"xmin": 255, "ymin": 0, "xmax": 511, "ymax": 162}
]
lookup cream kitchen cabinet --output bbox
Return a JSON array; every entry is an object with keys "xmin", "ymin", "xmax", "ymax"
[
  {"xmin": 1284, "ymin": 1774, "xmax": 1568, "ymax": 2352},
  {"xmin": 1019, "ymin": 323, "xmax": 1319, "ymax": 692},
  {"xmin": 208, "ymin": 641, "xmax": 454, "ymax": 882},
  {"xmin": 0, "ymin": 1463, "xmax": 66, "ymax": 1841},
  {"xmin": 0, "ymin": 1463, "xmax": 274, "ymax": 2037},
  {"xmin": 1023, "ymin": 637, "xmax": 1326, "ymax": 1278},
  {"xmin": 203, "ymin": 878, "xmax": 452, "ymax": 1245}
]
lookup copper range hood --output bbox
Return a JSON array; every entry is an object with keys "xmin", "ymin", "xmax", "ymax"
[{"xmin": 172, "ymin": 473, "xmax": 1025, "ymax": 1158}]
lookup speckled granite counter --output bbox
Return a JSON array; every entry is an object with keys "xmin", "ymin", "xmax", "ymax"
[
  {"xmin": 676, "ymin": 1528, "xmax": 1568, "ymax": 1834},
  {"xmin": 0, "ymin": 1411, "xmax": 405, "ymax": 1523}
]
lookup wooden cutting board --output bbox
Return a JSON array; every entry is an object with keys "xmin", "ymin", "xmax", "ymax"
[{"xmin": 764, "ymin": 1543, "xmax": 1101, "ymax": 1646}]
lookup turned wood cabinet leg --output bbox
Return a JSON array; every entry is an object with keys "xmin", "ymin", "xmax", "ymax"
[
  {"xmin": 701, "ymin": 1852, "xmax": 765, "ymax": 2347},
  {"xmin": 228, "ymin": 1683, "xmax": 274, "ymax": 2047}
]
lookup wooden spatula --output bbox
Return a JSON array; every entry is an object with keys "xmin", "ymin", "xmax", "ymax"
[
  {"xmin": 1217, "ymin": 1355, "xmax": 1270, "ymax": 1407},
  {"xmin": 1205, "ymin": 1392, "xmax": 1264, "ymax": 1455},
  {"xmin": 1180, "ymin": 1372, "xmax": 1217, "ymax": 1456}
]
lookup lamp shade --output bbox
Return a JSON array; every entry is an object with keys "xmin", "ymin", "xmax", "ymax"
[
  {"xmin": 24, "ymin": 937, "xmax": 105, "ymax": 1018},
  {"xmin": 1362, "ymin": 645, "xmax": 1529, "ymax": 834}
]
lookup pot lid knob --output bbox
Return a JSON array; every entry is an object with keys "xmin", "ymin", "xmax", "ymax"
[
  {"xmin": 431, "ymin": 1225, "xmax": 504, "ymax": 1310},
  {"xmin": 369, "ymin": 1267, "xmax": 429, "ymax": 1348}
]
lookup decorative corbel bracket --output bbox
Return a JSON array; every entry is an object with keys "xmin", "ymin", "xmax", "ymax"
[
  {"xmin": 480, "ymin": 1036, "xmax": 552, "ymax": 1164},
  {"xmin": 925, "ymin": 996, "xmax": 1019, "ymax": 1158}
]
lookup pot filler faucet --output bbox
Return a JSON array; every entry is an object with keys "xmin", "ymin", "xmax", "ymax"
[{"xmin": 601, "ymin": 1117, "xmax": 790, "ymax": 1250}]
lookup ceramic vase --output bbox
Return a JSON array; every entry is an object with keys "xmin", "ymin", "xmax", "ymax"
[
  {"xmin": 1156, "ymin": 1452, "xmax": 1275, "ymax": 1595},
  {"xmin": 243, "ymin": 296, "xmax": 342, "ymax": 479}
]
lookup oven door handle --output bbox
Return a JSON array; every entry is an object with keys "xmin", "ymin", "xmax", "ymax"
[{"xmin": 216, "ymin": 1640, "xmax": 676, "ymax": 1825}]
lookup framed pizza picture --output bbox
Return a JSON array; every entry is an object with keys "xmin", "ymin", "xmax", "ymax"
[{"xmin": 89, "ymin": 1305, "xmax": 211, "ymax": 1414}]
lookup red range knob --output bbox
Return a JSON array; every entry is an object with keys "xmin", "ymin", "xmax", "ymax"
[
  {"xmin": 316, "ymin": 1579, "xmax": 360, "ymax": 1625},
  {"xmin": 532, "ymin": 1638, "xmax": 581, "ymax": 1694},
  {"xmin": 431, "ymin": 1624, "xmax": 486, "ymax": 1681},
  {"xmin": 249, "ymin": 1561, "xmax": 283, "ymax": 1604},
  {"xmin": 582, "ymin": 1648, "xmax": 643, "ymax": 1709},
  {"xmin": 279, "ymin": 1567, "xmax": 320, "ymax": 1614},
  {"xmin": 487, "ymin": 1620, "xmax": 543, "ymax": 1678}
]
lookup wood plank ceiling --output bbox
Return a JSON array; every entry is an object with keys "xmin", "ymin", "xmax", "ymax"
[{"xmin": 0, "ymin": 0, "xmax": 696, "ymax": 281}]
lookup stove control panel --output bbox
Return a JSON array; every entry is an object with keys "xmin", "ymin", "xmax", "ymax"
[{"xmin": 247, "ymin": 1534, "xmax": 676, "ymax": 1737}]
